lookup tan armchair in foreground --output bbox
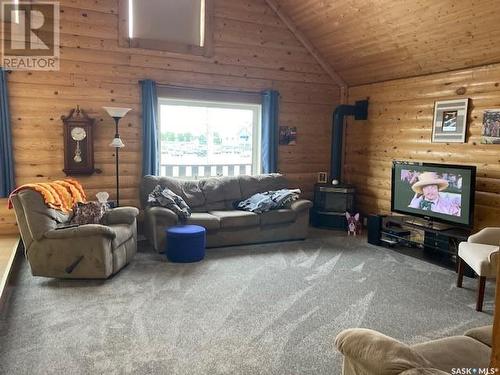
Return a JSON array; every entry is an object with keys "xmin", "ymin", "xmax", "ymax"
[
  {"xmin": 11, "ymin": 189, "xmax": 139, "ymax": 279},
  {"xmin": 335, "ymin": 325, "xmax": 493, "ymax": 375}
]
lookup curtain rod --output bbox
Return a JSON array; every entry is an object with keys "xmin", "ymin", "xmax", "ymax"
[{"xmin": 139, "ymin": 81, "xmax": 265, "ymax": 96}]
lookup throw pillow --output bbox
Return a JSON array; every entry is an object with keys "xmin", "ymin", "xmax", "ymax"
[{"xmin": 70, "ymin": 201, "xmax": 108, "ymax": 225}]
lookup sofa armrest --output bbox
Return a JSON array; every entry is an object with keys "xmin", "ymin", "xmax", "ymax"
[
  {"xmin": 146, "ymin": 206, "xmax": 179, "ymax": 226},
  {"xmin": 468, "ymin": 227, "xmax": 500, "ymax": 246},
  {"xmin": 289, "ymin": 199, "xmax": 313, "ymax": 213},
  {"xmin": 44, "ymin": 224, "xmax": 116, "ymax": 239},
  {"xmin": 464, "ymin": 325, "xmax": 493, "ymax": 347},
  {"xmin": 489, "ymin": 251, "xmax": 500, "ymax": 268},
  {"xmin": 335, "ymin": 328, "xmax": 430, "ymax": 375},
  {"xmin": 102, "ymin": 206, "xmax": 139, "ymax": 225}
]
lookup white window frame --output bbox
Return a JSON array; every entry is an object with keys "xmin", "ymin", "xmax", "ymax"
[{"xmin": 158, "ymin": 98, "xmax": 262, "ymax": 178}]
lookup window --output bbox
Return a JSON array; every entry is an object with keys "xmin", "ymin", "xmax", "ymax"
[
  {"xmin": 119, "ymin": 0, "xmax": 213, "ymax": 56},
  {"xmin": 158, "ymin": 98, "xmax": 262, "ymax": 178}
]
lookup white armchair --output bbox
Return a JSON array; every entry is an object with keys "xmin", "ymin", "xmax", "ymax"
[{"xmin": 457, "ymin": 227, "xmax": 500, "ymax": 311}]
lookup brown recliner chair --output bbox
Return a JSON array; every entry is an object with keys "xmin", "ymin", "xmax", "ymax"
[{"xmin": 11, "ymin": 189, "xmax": 139, "ymax": 279}]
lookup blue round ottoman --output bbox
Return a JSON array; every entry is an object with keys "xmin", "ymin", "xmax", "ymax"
[{"xmin": 165, "ymin": 225, "xmax": 206, "ymax": 263}]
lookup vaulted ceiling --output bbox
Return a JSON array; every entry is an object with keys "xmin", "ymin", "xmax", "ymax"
[{"xmin": 275, "ymin": 0, "xmax": 500, "ymax": 86}]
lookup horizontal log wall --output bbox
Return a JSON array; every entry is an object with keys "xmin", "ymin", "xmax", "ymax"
[
  {"xmin": 0, "ymin": 0, "xmax": 340, "ymax": 235},
  {"xmin": 345, "ymin": 64, "xmax": 500, "ymax": 229}
]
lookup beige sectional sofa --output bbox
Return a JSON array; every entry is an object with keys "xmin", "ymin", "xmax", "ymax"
[
  {"xmin": 140, "ymin": 174, "xmax": 313, "ymax": 251},
  {"xmin": 335, "ymin": 325, "xmax": 493, "ymax": 375}
]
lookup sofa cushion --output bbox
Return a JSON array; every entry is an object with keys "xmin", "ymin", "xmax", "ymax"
[
  {"xmin": 142, "ymin": 174, "xmax": 288, "ymax": 211},
  {"xmin": 199, "ymin": 200, "xmax": 226, "ymax": 212},
  {"xmin": 110, "ymin": 224, "xmax": 133, "ymax": 248},
  {"xmin": 17, "ymin": 190, "xmax": 70, "ymax": 241},
  {"xmin": 412, "ymin": 336, "xmax": 491, "ymax": 373},
  {"xmin": 181, "ymin": 180, "xmax": 205, "ymax": 208},
  {"xmin": 260, "ymin": 209, "xmax": 296, "ymax": 226},
  {"xmin": 141, "ymin": 175, "xmax": 205, "ymax": 209},
  {"xmin": 209, "ymin": 210, "xmax": 259, "ymax": 228},
  {"xmin": 221, "ymin": 177, "xmax": 242, "ymax": 201},
  {"xmin": 458, "ymin": 242, "xmax": 499, "ymax": 277},
  {"xmin": 239, "ymin": 174, "xmax": 289, "ymax": 199},
  {"xmin": 186, "ymin": 213, "xmax": 221, "ymax": 231},
  {"xmin": 199, "ymin": 177, "xmax": 243, "ymax": 211},
  {"xmin": 200, "ymin": 177, "xmax": 225, "ymax": 202}
]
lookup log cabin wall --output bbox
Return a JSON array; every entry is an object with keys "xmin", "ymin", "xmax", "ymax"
[
  {"xmin": 345, "ymin": 64, "xmax": 500, "ymax": 229},
  {"xmin": 0, "ymin": 0, "xmax": 340, "ymax": 235}
]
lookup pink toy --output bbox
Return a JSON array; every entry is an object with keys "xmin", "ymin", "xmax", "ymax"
[{"xmin": 345, "ymin": 212, "xmax": 362, "ymax": 236}]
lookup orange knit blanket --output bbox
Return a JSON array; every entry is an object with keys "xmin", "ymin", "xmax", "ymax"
[{"xmin": 8, "ymin": 179, "xmax": 87, "ymax": 213}]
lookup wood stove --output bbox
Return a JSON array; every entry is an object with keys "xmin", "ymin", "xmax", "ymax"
[
  {"xmin": 311, "ymin": 184, "xmax": 355, "ymax": 228},
  {"xmin": 311, "ymin": 99, "xmax": 368, "ymax": 229}
]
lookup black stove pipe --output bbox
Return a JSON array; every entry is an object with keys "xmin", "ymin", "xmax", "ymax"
[{"xmin": 330, "ymin": 100, "xmax": 369, "ymax": 183}]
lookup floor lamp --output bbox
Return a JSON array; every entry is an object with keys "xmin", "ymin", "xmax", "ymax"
[{"xmin": 103, "ymin": 107, "xmax": 131, "ymax": 207}]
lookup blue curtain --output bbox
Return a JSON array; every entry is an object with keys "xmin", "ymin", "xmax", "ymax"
[
  {"xmin": 261, "ymin": 89, "xmax": 279, "ymax": 173},
  {"xmin": 0, "ymin": 68, "xmax": 15, "ymax": 197},
  {"xmin": 140, "ymin": 79, "xmax": 159, "ymax": 176}
]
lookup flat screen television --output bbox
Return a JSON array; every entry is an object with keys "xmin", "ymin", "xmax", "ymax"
[{"xmin": 391, "ymin": 161, "xmax": 476, "ymax": 228}]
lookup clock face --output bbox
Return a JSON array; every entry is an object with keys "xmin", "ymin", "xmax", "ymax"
[{"xmin": 71, "ymin": 127, "xmax": 87, "ymax": 141}]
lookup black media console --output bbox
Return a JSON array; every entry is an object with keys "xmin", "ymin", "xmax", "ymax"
[{"xmin": 368, "ymin": 215, "xmax": 473, "ymax": 273}]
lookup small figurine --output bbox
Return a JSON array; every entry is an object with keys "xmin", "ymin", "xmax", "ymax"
[{"xmin": 345, "ymin": 212, "xmax": 362, "ymax": 236}]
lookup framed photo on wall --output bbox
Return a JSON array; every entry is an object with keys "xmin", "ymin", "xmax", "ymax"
[
  {"xmin": 431, "ymin": 98, "xmax": 469, "ymax": 143},
  {"xmin": 317, "ymin": 172, "xmax": 327, "ymax": 183},
  {"xmin": 279, "ymin": 126, "xmax": 297, "ymax": 145},
  {"xmin": 481, "ymin": 110, "xmax": 500, "ymax": 144}
]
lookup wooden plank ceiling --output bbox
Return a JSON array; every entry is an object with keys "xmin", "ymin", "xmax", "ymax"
[{"xmin": 276, "ymin": 0, "xmax": 500, "ymax": 85}]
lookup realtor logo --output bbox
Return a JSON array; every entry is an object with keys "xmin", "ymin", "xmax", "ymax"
[{"xmin": 1, "ymin": 1, "xmax": 60, "ymax": 70}]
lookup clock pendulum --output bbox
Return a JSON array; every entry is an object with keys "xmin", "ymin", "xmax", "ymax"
[
  {"xmin": 71, "ymin": 126, "xmax": 87, "ymax": 164},
  {"xmin": 74, "ymin": 141, "xmax": 82, "ymax": 162}
]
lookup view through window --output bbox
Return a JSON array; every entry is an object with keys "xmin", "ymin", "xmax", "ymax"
[{"xmin": 158, "ymin": 99, "xmax": 261, "ymax": 178}]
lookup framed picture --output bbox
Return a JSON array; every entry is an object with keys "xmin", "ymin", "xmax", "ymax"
[
  {"xmin": 442, "ymin": 111, "xmax": 457, "ymax": 132},
  {"xmin": 279, "ymin": 126, "xmax": 297, "ymax": 145},
  {"xmin": 317, "ymin": 172, "xmax": 327, "ymax": 183},
  {"xmin": 481, "ymin": 110, "xmax": 500, "ymax": 144},
  {"xmin": 431, "ymin": 99, "xmax": 469, "ymax": 143}
]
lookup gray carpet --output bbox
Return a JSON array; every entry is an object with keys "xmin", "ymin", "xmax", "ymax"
[{"xmin": 0, "ymin": 229, "xmax": 494, "ymax": 375}]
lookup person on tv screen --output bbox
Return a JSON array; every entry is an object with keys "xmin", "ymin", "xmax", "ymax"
[{"xmin": 408, "ymin": 172, "xmax": 461, "ymax": 216}]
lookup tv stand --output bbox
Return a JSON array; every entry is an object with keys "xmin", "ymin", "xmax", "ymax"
[
  {"xmin": 377, "ymin": 215, "xmax": 472, "ymax": 273},
  {"xmin": 402, "ymin": 217, "xmax": 454, "ymax": 231}
]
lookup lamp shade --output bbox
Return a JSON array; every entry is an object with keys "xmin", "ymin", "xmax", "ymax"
[
  {"xmin": 110, "ymin": 137, "xmax": 125, "ymax": 148},
  {"xmin": 103, "ymin": 107, "xmax": 131, "ymax": 118}
]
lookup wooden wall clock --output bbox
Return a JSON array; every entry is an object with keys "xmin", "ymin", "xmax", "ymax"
[{"xmin": 61, "ymin": 106, "xmax": 95, "ymax": 175}]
